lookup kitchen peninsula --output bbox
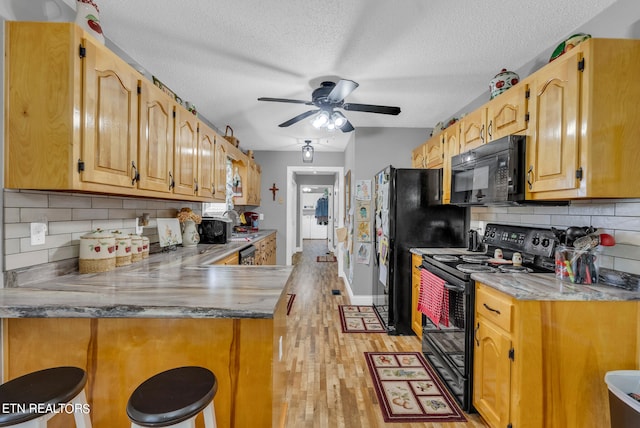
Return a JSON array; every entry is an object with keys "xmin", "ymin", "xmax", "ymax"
[{"xmin": 0, "ymin": 233, "xmax": 291, "ymax": 428}]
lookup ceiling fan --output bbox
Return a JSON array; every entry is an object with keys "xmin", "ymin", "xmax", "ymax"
[{"xmin": 257, "ymin": 79, "xmax": 401, "ymax": 132}]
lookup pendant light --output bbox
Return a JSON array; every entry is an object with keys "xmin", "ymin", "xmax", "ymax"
[{"xmin": 302, "ymin": 140, "xmax": 314, "ymax": 163}]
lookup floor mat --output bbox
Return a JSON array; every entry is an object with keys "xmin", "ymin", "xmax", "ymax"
[
  {"xmin": 365, "ymin": 352, "xmax": 467, "ymax": 423},
  {"xmin": 339, "ymin": 305, "xmax": 385, "ymax": 333},
  {"xmin": 316, "ymin": 255, "xmax": 337, "ymax": 262}
]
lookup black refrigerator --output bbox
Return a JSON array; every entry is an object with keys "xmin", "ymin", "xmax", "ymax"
[{"xmin": 372, "ymin": 166, "xmax": 468, "ymax": 335}]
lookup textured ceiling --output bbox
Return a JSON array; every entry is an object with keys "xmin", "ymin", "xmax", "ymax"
[{"xmin": 22, "ymin": 1, "xmax": 619, "ymax": 152}]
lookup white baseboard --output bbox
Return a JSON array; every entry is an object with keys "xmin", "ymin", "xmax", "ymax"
[{"xmin": 349, "ymin": 295, "xmax": 375, "ymax": 306}]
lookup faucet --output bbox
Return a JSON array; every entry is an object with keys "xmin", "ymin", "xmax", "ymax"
[{"xmin": 222, "ymin": 210, "xmax": 240, "ymax": 226}]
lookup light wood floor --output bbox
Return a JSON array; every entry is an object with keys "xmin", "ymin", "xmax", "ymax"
[{"xmin": 280, "ymin": 239, "xmax": 488, "ymax": 428}]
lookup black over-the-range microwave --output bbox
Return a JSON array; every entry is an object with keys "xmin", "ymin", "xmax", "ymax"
[{"xmin": 449, "ymin": 135, "xmax": 526, "ymax": 206}]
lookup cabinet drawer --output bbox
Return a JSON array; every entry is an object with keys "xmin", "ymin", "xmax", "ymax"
[{"xmin": 476, "ymin": 284, "xmax": 513, "ymax": 332}]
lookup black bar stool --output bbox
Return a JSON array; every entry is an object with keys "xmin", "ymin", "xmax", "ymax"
[
  {"xmin": 0, "ymin": 366, "xmax": 92, "ymax": 427},
  {"xmin": 126, "ymin": 366, "xmax": 217, "ymax": 428}
]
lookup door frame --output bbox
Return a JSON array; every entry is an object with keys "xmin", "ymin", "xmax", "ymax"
[{"xmin": 285, "ymin": 166, "xmax": 344, "ymax": 266}]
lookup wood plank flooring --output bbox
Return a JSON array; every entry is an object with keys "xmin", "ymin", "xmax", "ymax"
[{"xmin": 280, "ymin": 239, "xmax": 488, "ymax": 428}]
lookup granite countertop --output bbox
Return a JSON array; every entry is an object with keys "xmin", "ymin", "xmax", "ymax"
[
  {"xmin": 411, "ymin": 246, "xmax": 640, "ymax": 302},
  {"xmin": 0, "ymin": 230, "xmax": 293, "ymax": 319}
]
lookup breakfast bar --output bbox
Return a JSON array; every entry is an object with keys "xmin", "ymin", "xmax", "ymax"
[{"xmin": 0, "ymin": 239, "xmax": 292, "ymax": 428}]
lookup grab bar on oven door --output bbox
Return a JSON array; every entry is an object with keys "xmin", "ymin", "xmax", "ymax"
[{"xmin": 443, "ymin": 283, "xmax": 465, "ymax": 293}]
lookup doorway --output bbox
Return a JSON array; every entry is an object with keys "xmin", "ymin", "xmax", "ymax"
[{"xmin": 285, "ymin": 166, "xmax": 344, "ymax": 267}]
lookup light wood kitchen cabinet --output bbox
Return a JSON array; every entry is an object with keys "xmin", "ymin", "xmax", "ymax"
[
  {"xmin": 474, "ymin": 281, "xmax": 639, "ymax": 428},
  {"xmin": 442, "ymin": 123, "xmax": 460, "ymax": 204},
  {"xmin": 411, "ymin": 143, "xmax": 426, "ymax": 168},
  {"xmin": 254, "ymin": 233, "xmax": 277, "ymax": 265},
  {"xmin": 473, "ymin": 284, "xmax": 513, "ymax": 428},
  {"xmin": 412, "ymin": 134, "xmax": 443, "ymax": 169},
  {"xmin": 5, "ymin": 22, "xmax": 139, "ymax": 193},
  {"xmin": 527, "ymin": 38, "xmax": 640, "ymax": 200},
  {"xmin": 213, "ymin": 252, "xmax": 240, "ymax": 265},
  {"xmin": 173, "ymin": 107, "xmax": 199, "ymax": 197},
  {"xmin": 5, "ymin": 21, "xmax": 228, "ymax": 203},
  {"xmin": 247, "ymin": 158, "xmax": 262, "ymax": 205},
  {"xmin": 459, "ymin": 82, "xmax": 529, "ymax": 155},
  {"xmin": 138, "ymin": 78, "xmax": 175, "ymax": 194},
  {"xmin": 410, "ymin": 253, "xmax": 423, "ymax": 338},
  {"xmin": 214, "ymin": 137, "xmax": 230, "ymax": 198},
  {"xmin": 459, "ymin": 107, "xmax": 487, "ymax": 153},
  {"xmin": 485, "ymin": 81, "xmax": 529, "ymax": 142},
  {"xmin": 425, "ymin": 134, "xmax": 444, "ymax": 168},
  {"xmin": 197, "ymin": 123, "xmax": 220, "ymax": 200}
]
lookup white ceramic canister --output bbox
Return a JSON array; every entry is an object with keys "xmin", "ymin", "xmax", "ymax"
[
  {"xmin": 130, "ymin": 234, "xmax": 143, "ymax": 262},
  {"xmin": 489, "ymin": 68, "xmax": 519, "ymax": 100},
  {"xmin": 75, "ymin": 0, "xmax": 105, "ymax": 44},
  {"xmin": 79, "ymin": 229, "xmax": 115, "ymax": 273},
  {"xmin": 141, "ymin": 236, "xmax": 150, "ymax": 259},
  {"xmin": 112, "ymin": 231, "xmax": 132, "ymax": 267}
]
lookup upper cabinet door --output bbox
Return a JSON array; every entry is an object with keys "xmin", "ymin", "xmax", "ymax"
[
  {"xmin": 459, "ymin": 107, "xmax": 487, "ymax": 153},
  {"xmin": 486, "ymin": 83, "xmax": 529, "ymax": 142},
  {"xmin": 138, "ymin": 79, "xmax": 175, "ymax": 194},
  {"xmin": 198, "ymin": 124, "xmax": 216, "ymax": 199},
  {"xmin": 173, "ymin": 108, "xmax": 198, "ymax": 196},
  {"xmin": 214, "ymin": 138, "xmax": 229, "ymax": 198},
  {"xmin": 411, "ymin": 143, "xmax": 426, "ymax": 168},
  {"xmin": 527, "ymin": 50, "xmax": 581, "ymax": 194},
  {"xmin": 81, "ymin": 36, "xmax": 139, "ymax": 189}
]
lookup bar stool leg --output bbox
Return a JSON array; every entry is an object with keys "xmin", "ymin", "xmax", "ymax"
[
  {"xmin": 11, "ymin": 415, "xmax": 50, "ymax": 428},
  {"xmin": 202, "ymin": 401, "xmax": 216, "ymax": 428},
  {"xmin": 71, "ymin": 389, "xmax": 92, "ymax": 428}
]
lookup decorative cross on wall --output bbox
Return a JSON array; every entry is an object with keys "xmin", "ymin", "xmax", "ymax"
[{"xmin": 269, "ymin": 183, "xmax": 279, "ymax": 201}]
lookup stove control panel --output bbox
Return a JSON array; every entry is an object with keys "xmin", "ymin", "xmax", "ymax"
[{"xmin": 483, "ymin": 223, "xmax": 556, "ymax": 258}]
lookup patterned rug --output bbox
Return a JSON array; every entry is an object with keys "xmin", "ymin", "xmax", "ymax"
[
  {"xmin": 365, "ymin": 352, "xmax": 467, "ymax": 423},
  {"xmin": 286, "ymin": 293, "xmax": 296, "ymax": 316},
  {"xmin": 339, "ymin": 305, "xmax": 385, "ymax": 333},
  {"xmin": 317, "ymin": 255, "xmax": 337, "ymax": 262}
]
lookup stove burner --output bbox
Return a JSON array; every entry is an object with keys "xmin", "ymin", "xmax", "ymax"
[
  {"xmin": 433, "ymin": 255, "xmax": 460, "ymax": 262},
  {"xmin": 456, "ymin": 264, "xmax": 497, "ymax": 274},
  {"xmin": 461, "ymin": 255, "xmax": 490, "ymax": 264},
  {"xmin": 499, "ymin": 265, "xmax": 533, "ymax": 273}
]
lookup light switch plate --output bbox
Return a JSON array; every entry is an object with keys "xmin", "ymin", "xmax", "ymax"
[{"xmin": 30, "ymin": 222, "xmax": 47, "ymax": 246}]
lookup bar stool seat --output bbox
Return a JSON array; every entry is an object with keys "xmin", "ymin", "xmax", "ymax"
[
  {"xmin": 127, "ymin": 366, "xmax": 217, "ymax": 428},
  {"xmin": 0, "ymin": 366, "xmax": 91, "ymax": 427}
]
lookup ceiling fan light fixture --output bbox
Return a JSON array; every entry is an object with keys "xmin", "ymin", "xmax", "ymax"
[
  {"xmin": 331, "ymin": 111, "xmax": 347, "ymax": 128},
  {"xmin": 311, "ymin": 110, "xmax": 330, "ymax": 128},
  {"xmin": 302, "ymin": 140, "xmax": 314, "ymax": 163}
]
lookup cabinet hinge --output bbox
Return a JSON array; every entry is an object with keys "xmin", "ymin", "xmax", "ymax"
[
  {"xmin": 578, "ymin": 58, "xmax": 585, "ymax": 72},
  {"xmin": 508, "ymin": 348, "xmax": 515, "ymax": 361},
  {"xmin": 173, "ymin": 111, "xmax": 176, "ymax": 118},
  {"xmin": 137, "ymin": 84, "xmax": 141, "ymax": 95},
  {"xmin": 77, "ymin": 159, "xmax": 85, "ymax": 172},
  {"xmin": 78, "ymin": 44, "xmax": 86, "ymax": 58},
  {"xmin": 576, "ymin": 167, "xmax": 583, "ymax": 180},
  {"xmin": 507, "ymin": 424, "xmax": 513, "ymax": 428},
  {"xmin": 525, "ymin": 112, "xmax": 530, "ymax": 122},
  {"xmin": 525, "ymin": 89, "xmax": 530, "ymax": 99}
]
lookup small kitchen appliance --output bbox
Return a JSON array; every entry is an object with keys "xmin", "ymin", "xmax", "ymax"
[
  {"xmin": 198, "ymin": 217, "xmax": 232, "ymax": 244},
  {"xmin": 450, "ymin": 135, "xmax": 526, "ymax": 206}
]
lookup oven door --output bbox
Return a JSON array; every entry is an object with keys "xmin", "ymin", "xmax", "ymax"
[{"xmin": 421, "ymin": 261, "xmax": 475, "ymax": 412}]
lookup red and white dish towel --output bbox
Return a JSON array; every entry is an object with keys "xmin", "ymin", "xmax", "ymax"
[{"xmin": 418, "ymin": 269, "xmax": 449, "ymax": 328}]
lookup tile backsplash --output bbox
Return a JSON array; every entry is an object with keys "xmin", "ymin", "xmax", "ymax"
[
  {"xmin": 4, "ymin": 190, "xmax": 202, "ymax": 271},
  {"xmin": 470, "ymin": 199, "xmax": 640, "ymax": 275}
]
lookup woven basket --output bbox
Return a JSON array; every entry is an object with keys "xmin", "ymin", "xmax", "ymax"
[{"xmin": 224, "ymin": 125, "xmax": 240, "ymax": 147}]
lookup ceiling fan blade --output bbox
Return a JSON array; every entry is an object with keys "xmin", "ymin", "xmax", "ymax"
[
  {"xmin": 326, "ymin": 79, "xmax": 359, "ymax": 104},
  {"xmin": 340, "ymin": 120, "xmax": 355, "ymax": 133},
  {"xmin": 278, "ymin": 109, "xmax": 319, "ymax": 127},
  {"xmin": 342, "ymin": 103, "xmax": 401, "ymax": 115},
  {"xmin": 258, "ymin": 97, "xmax": 312, "ymax": 105}
]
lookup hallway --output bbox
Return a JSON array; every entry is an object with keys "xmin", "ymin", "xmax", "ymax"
[{"xmin": 280, "ymin": 239, "xmax": 487, "ymax": 427}]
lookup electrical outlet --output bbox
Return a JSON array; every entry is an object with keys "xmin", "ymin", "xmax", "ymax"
[{"xmin": 30, "ymin": 222, "xmax": 47, "ymax": 246}]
